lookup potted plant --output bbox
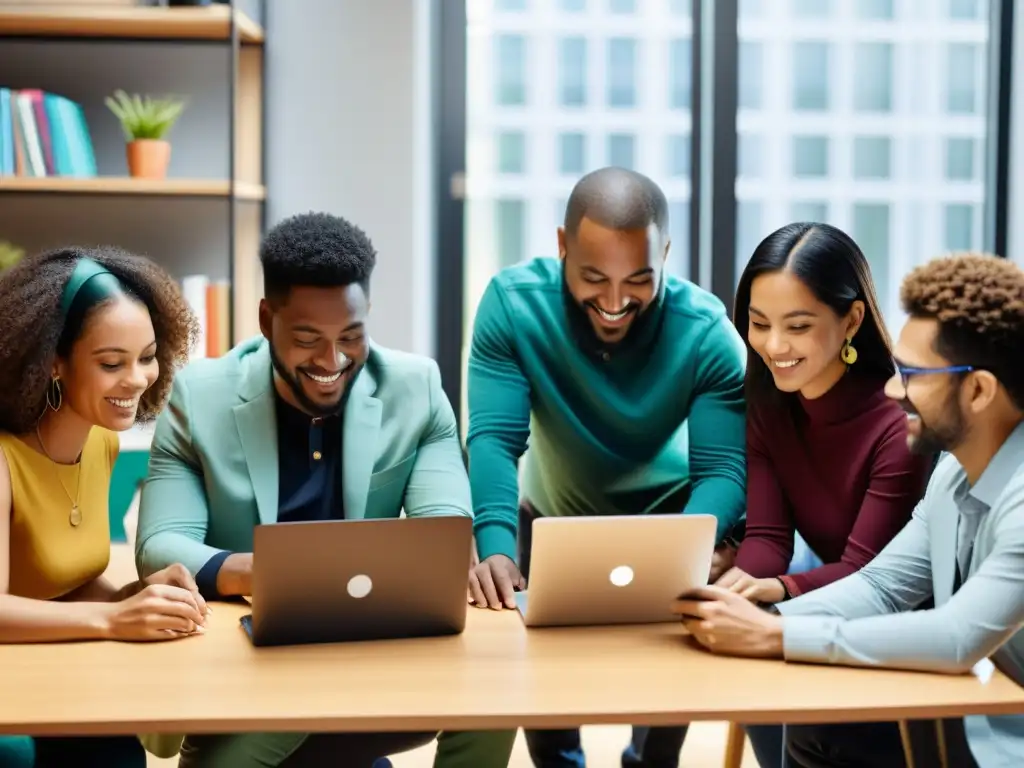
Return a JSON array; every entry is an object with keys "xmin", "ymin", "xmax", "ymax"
[
  {"xmin": 0, "ymin": 240, "xmax": 25, "ymax": 273},
  {"xmin": 105, "ymin": 90, "xmax": 185, "ymax": 180}
]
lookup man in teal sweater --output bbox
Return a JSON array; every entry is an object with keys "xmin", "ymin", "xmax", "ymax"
[{"xmin": 466, "ymin": 167, "xmax": 747, "ymax": 768}]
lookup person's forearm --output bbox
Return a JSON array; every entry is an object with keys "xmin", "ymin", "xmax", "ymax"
[
  {"xmin": 60, "ymin": 576, "xmax": 140, "ymax": 604},
  {"xmin": 685, "ymin": 478, "xmax": 745, "ymax": 543},
  {"xmin": 784, "ymin": 516, "xmax": 1024, "ymax": 675},
  {"xmin": 782, "ymin": 561, "xmax": 859, "ymax": 598},
  {"xmin": 778, "ymin": 570, "xmax": 899, "ymax": 622},
  {"xmin": 782, "ymin": 607, "xmax": 983, "ymax": 676},
  {"xmin": 779, "ymin": 514, "xmax": 934, "ymax": 620},
  {"xmin": 734, "ymin": 537, "xmax": 793, "ymax": 580},
  {"xmin": 215, "ymin": 553, "xmax": 252, "ymax": 597},
  {"xmin": 465, "ymin": 293, "xmax": 531, "ymax": 564},
  {"xmin": 467, "ymin": 439, "xmax": 521, "ymax": 561},
  {"xmin": 0, "ymin": 593, "xmax": 110, "ymax": 643},
  {"xmin": 685, "ymin": 320, "xmax": 747, "ymax": 543}
]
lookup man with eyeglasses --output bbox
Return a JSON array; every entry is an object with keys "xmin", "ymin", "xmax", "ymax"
[{"xmin": 671, "ymin": 253, "xmax": 1024, "ymax": 767}]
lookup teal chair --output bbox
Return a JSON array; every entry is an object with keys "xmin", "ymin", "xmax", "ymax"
[
  {"xmin": 0, "ymin": 735, "xmax": 34, "ymax": 767},
  {"xmin": 109, "ymin": 450, "xmax": 149, "ymax": 543}
]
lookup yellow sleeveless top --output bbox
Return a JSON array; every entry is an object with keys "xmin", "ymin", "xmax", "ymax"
[{"xmin": 2, "ymin": 428, "xmax": 117, "ymax": 600}]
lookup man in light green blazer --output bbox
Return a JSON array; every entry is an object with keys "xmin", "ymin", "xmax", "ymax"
[{"xmin": 136, "ymin": 212, "xmax": 515, "ymax": 768}]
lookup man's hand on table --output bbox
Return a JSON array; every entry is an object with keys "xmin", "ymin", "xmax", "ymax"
[
  {"xmin": 672, "ymin": 585, "xmax": 784, "ymax": 659},
  {"xmin": 216, "ymin": 553, "xmax": 254, "ymax": 597},
  {"xmin": 468, "ymin": 554, "xmax": 526, "ymax": 610},
  {"xmin": 709, "ymin": 542, "xmax": 737, "ymax": 582}
]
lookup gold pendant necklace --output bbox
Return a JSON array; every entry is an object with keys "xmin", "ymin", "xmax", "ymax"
[{"xmin": 35, "ymin": 423, "xmax": 83, "ymax": 528}]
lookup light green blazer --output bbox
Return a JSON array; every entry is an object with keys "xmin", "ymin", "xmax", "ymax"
[{"xmin": 136, "ymin": 336, "xmax": 472, "ymax": 578}]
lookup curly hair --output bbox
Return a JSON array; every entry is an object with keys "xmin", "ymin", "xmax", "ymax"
[
  {"xmin": 0, "ymin": 245, "xmax": 200, "ymax": 434},
  {"xmin": 901, "ymin": 252, "xmax": 1024, "ymax": 409},
  {"xmin": 260, "ymin": 211, "xmax": 377, "ymax": 304}
]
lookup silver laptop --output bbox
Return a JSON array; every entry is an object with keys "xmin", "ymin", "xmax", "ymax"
[
  {"xmin": 241, "ymin": 515, "xmax": 472, "ymax": 647},
  {"xmin": 516, "ymin": 514, "xmax": 717, "ymax": 628}
]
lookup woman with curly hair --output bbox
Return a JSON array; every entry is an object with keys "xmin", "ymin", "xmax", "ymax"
[{"xmin": 0, "ymin": 246, "xmax": 206, "ymax": 767}]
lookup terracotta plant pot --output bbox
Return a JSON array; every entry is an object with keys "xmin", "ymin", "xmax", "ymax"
[{"xmin": 126, "ymin": 139, "xmax": 171, "ymax": 180}]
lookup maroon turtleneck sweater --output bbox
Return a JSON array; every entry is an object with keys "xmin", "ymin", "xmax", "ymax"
[{"xmin": 734, "ymin": 372, "xmax": 931, "ymax": 598}]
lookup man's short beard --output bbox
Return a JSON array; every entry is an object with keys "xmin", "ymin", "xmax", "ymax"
[
  {"xmin": 906, "ymin": 388, "xmax": 967, "ymax": 456},
  {"xmin": 561, "ymin": 270, "xmax": 661, "ymax": 349},
  {"xmin": 269, "ymin": 343, "xmax": 357, "ymax": 417}
]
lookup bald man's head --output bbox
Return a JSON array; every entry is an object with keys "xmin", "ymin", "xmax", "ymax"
[
  {"xmin": 557, "ymin": 168, "xmax": 671, "ymax": 346},
  {"xmin": 563, "ymin": 167, "xmax": 669, "ymax": 238}
]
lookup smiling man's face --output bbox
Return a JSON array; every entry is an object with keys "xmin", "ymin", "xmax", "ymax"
[
  {"xmin": 559, "ymin": 217, "xmax": 665, "ymax": 345},
  {"xmin": 259, "ymin": 283, "xmax": 370, "ymax": 416},
  {"xmin": 884, "ymin": 316, "xmax": 968, "ymax": 455}
]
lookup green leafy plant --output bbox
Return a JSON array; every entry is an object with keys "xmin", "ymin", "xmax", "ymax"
[
  {"xmin": 104, "ymin": 90, "xmax": 185, "ymax": 142},
  {"xmin": 0, "ymin": 240, "xmax": 25, "ymax": 272}
]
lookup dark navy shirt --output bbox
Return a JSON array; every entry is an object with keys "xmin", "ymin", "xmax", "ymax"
[
  {"xmin": 274, "ymin": 395, "xmax": 344, "ymax": 524},
  {"xmin": 194, "ymin": 393, "xmax": 344, "ymax": 599}
]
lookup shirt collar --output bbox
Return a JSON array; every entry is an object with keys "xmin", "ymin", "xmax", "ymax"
[
  {"xmin": 963, "ymin": 419, "xmax": 1024, "ymax": 507},
  {"xmin": 273, "ymin": 389, "xmax": 340, "ymax": 431}
]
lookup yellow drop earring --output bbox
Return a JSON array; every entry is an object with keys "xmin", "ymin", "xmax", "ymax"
[{"xmin": 840, "ymin": 338, "xmax": 858, "ymax": 365}]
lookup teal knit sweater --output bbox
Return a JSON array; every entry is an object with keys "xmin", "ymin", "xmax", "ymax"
[{"xmin": 467, "ymin": 257, "xmax": 747, "ymax": 562}]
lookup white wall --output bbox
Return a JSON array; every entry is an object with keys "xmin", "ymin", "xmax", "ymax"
[{"xmin": 264, "ymin": 0, "xmax": 437, "ymax": 356}]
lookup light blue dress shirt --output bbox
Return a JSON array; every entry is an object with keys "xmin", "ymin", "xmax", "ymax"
[{"xmin": 778, "ymin": 421, "xmax": 1024, "ymax": 767}]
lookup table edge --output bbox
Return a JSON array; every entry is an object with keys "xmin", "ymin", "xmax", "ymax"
[{"xmin": 4, "ymin": 700, "xmax": 1023, "ymax": 736}]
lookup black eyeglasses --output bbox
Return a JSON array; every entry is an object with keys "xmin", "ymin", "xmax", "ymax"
[{"xmin": 895, "ymin": 362, "xmax": 975, "ymax": 391}]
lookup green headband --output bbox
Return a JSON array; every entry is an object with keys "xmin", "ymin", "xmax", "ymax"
[{"xmin": 60, "ymin": 257, "xmax": 118, "ymax": 317}]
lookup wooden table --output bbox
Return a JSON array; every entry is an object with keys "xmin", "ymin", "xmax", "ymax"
[{"xmin": 2, "ymin": 599, "xmax": 1024, "ymax": 737}]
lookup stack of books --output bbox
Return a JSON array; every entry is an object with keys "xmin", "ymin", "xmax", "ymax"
[{"xmin": 0, "ymin": 88, "xmax": 97, "ymax": 177}]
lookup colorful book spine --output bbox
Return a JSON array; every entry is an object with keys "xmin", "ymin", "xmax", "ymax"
[
  {"xmin": 180, "ymin": 274, "xmax": 234, "ymax": 359},
  {"xmin": 0, "ymin": 88, "xmax": 96, "ymax": 178},
  {"xmin": 0, "ymin": 89, "xmax": 12, "ymax": 176}
]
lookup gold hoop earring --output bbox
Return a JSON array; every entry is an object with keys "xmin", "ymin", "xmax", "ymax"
[
  {"xmin": 840, "ymin": 338, "xmax": 858, "ymax": 366},
  {"xmin": 46, "ymin": 375, "xmax": 63, "ymax": 412}
]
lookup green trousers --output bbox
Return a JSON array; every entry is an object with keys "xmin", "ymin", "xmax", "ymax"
[
  {"xmin": 434, "ymin": 729, "xmax": 517, "ymax": 768},
  {"xmin": 175, "ymin": 728, "xmax": 516, "ymax": 767}
]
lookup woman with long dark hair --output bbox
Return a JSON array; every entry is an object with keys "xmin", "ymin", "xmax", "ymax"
[{"xmin": 720, "ymin": 223, "xmax": 932, "ymax": 767}]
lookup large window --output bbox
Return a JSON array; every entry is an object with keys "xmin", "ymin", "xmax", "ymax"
[
  {"xmin": 736, "ymin": 0, "xmax": 991, "ymax": 326},
  {"xmin": 463, "ymin": 0, "xmax": 695, "ymax": 420},
  {"xmin": 792, "ymin": 42, "xmax": 831, "ymax": 110},
  {"xmin": 559, "ymin": 132, "xmax": 587, "ymax": 174},
  {"xmin": 607, "ymin": 37, "xmax": 638, "ymax": 107},
  {"xmin": 494, "ymin": 34, "xmax": 526, "ymax": 105},
  {"xmin": 559, "ymin": 37, "xmax": 588, "ymax": 106},
  {"xmin": 445, "ymin": 0, "xmax": 1000, "ymax": 423}
]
